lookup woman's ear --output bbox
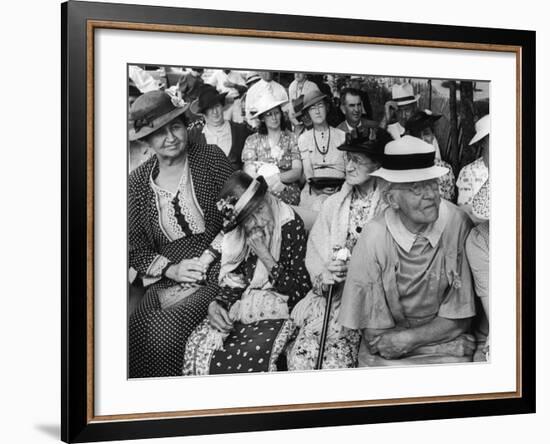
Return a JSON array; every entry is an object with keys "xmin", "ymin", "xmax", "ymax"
[{"xmin": 385, "ymin": 189, "xmax": 401, "ymax": 210}]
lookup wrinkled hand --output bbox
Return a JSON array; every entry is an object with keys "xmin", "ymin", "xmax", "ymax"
[
  {"xmin": 165, "ymin": 258, "xmax": 206, "ymax": 284},
  {"xmin": 440, "ymin": 334, "xmax": 477, "ymax": 357},
  {"xmin": 246, "ymin": 229, "xmax": 271, "ymax": 258},
  {"xmin": 369, "ymin": 330, "xmax": 413, "ymax": 359},
  {"xmin": 322, "ymin": 260, "xmax": 348, "ymax": 285},
  {"xmin": 208, "ymin": 301, "xmax": 233, "ymax": 333}
]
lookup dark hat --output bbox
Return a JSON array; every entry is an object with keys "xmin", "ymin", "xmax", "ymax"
[
  {"xmin": 217, "ymin": 175, "xmax": 269, "ymax": 233},
  {"xmin": 405, "ymin": 109, "xmax": 442, "ymax": 134},
  {"xmin": 129, "ymin": 90, "xmax": 189, "ymax": 141},
  {"xmin": 308, "ymin": 176, "xmax": 345, "ymax": 191},
  {"xmin": 337, "ymin": 126, "xmax": 391, "ymax": 161},
  {"xmin": 301, "ymin": 89, "xmax": 327, "ymax": 112},
  {"xmin": 291, "ymin": 94, "xmax": 305, "ymax": 118},
  {"xmin": 189, "ymin": 86, "xmax": 228, "ymax": 115}
]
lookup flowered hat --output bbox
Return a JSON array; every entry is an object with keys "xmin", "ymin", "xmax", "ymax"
[
  {"xmin": 129, "ymin": 90, "xmax": 188, "ymax": 141},
  {"xmin": 472, "ymin": 179, "xmax": 490, "ymax": 220},
  {"xmin": 370, "ymin": 135, "xmax": 448, "ymax": 183},
  {"xmin": 217, "ymin": 175, "xmax": 268, "ymax": 232}
]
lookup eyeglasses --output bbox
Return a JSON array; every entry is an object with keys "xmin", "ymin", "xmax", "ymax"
[
  {"xmin": 392, "ymin": 180, "xmax": 439, "ymax": 196},
  {"xmin": 264, "ymin": 109, "xmax": 281, "ymax": 118},
  {"xmin": 308, "ymin": 102, "xmax": 326, "ymax": 111},
  {"xmin": 344, "ymin": 152, "xmax": 376, "ymax": 167}
]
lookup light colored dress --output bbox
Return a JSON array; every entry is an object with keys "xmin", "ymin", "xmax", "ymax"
[{"xmin": 298, "ymin": 127, "xmax": 346, "ymax": 211}]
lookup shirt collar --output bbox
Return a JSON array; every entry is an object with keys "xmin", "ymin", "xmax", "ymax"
[
  {"xmin": 345, "ymin": 119, "xmax": 362, "ymax": 132},
  {"xmin": 385, "ymin": 201, "xmax": 449, "ymax": 252},
  {"xmin": 202, "ymin": 120, "xmax": 230, "ymax": 136}
]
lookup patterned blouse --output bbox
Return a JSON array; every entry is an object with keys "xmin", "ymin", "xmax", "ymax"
[
  {"xmin": 242, "ymin": 130, "xmax": 302, "ymax": 205},
  {"xmin": 345, "ymin": 187, "xmax": 387, "ymax": 252},
  {"xmin": 215, "ymin": 216, "xmax": 311, "ymax": 311},
  {"xmin": 456, "ymin": 157, "xmax": 489, "ymax": 206},
  {"xmin": 436, "ymin": 158, "xmax": 456, "ymax": 202}
]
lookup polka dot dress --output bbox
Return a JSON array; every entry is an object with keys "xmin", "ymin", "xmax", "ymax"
[{"xmin": 128, "ymin": 143, "xmax": 234, "ymax": 378}]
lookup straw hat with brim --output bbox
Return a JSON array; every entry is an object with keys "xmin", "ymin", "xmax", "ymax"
[
  {"xmin": 392, "ymin": 83, "xmax": 420, "ymax": 107},
  {"xmin": 189, "ymin": 86, "xmax": 228, "ymax": 115},
  {"xmin": 129, "ymin": 90, "xmax": 189, "ymax": 142},
  {"xmin": 405, "ymin": 109, "xmax": 442, "ymax": 133},
  {"xmin": 337, "ymin": 127, "xmax": 392, "ymax": 161},
  {"xmin": 301, "ymin": 90, "xmax": 327, "ymax": 112},
  {"xmin": 472, "ymin": 179, "xmax": 490, "ymax": 220},
  {"xmin": 469, "ymin": 114, "xmax": 490, "ymax": 145},
  {"xmin": 249, "ymin": 94, "xmax": 288, "ymax": 120},
  {"xmin": 308, "ymin": 176, "xmax": 345, "ymax": 190},
  {"xmin": 370, "ymin": 135, "xmax": 448, "ymax": 183}
]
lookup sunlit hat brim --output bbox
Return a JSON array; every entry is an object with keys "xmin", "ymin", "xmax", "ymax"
[{"xmin": 370, "ymin": 165, "xmax": 449, "ymax": 183}]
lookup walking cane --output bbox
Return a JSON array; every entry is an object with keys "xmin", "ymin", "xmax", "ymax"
[{"xmin": 315, "ymin": 283, "xmax": 335, "ymax": 370}]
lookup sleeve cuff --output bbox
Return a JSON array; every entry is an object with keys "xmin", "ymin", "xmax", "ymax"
[{"xmin": 142, "ymin": 254, "xmax": 171, "ymax": 287}]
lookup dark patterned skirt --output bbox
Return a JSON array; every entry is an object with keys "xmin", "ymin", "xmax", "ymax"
[
  {"xmin": 129, "ymin": 280, "xmax": 219, "ymax": 378},
  {"xmin": 183, "ymin": 319, "xmax": 296, "ymax": 375}
]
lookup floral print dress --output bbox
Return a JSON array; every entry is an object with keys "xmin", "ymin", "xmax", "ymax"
[{"xmin": 242, "ymin": 130, "xmax": 302, "ymax": 205}]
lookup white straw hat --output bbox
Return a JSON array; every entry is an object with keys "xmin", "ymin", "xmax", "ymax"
[
  {"xmin": 249, "ymin": 93, "xmax": 288, "ymax": 120},
  {"xmin": 469, "ymin": 114, "xmax": 490, "ymax": 145},
  {"xmin": 370, "ymin": 135, "xmax": 449, "ymax": 183},
  {"xmin": 392, "ymin": 83, "xmax": 420, "ymax": 107}
]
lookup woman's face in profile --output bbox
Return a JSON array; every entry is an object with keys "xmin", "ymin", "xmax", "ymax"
[
  {"xmin": 145, "ymin": 118, "xmax": 188, "ymax": 160},
  {"xmin": 242, "ymin": 198, "xmax": 274, "ymax": 237}
]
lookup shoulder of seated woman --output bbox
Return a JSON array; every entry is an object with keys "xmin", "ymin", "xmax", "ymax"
[{"xmin": 129, "ymin": 155, "xmax": 156, "ymax": 184}]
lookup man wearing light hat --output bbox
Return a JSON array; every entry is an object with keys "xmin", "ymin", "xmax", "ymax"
[
  {"xmin": 339, "ymin": 135, "xmax": 476, "ymax": 366},
  {"xmin": 457, "ymin": 114, "xmax": 490, "ymax": 207},
  {"xmin": 381, "ymin": 82, "xmax": 421, "ymax": 140}
]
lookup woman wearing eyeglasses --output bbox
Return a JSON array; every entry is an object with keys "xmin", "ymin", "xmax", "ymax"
[
  {"xmin": 286, "ymin": 130, "xmax": 391, "ymax": 370},
  {"xmin": 242, "ymin": 94, "xmax": 303, "ymax": 205},
  {"xmin": 297, "ymin": 90, "xmax": 347, "ymax": 211}
]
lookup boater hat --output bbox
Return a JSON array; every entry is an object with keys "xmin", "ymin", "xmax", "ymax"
[
  {"xmin": 370, "ymin": 135, "xmax": 449, "ymax": 183},
  {"xmin": 129, "ymin": 90, "xmax": 189, "ymax": 142},
  {"xmin": 469, "ymin": 114, "xmax": 490, "ymax": 145},
  {"xmin": 392, "ymin": 83, "xmax": 420, "ymax": 107},
  {"xmin": 189, "ymin": 86, "xmax": 228, "ymax": 115}
]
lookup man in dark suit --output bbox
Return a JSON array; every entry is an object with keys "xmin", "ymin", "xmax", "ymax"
[{"xmin": 188, "ymin": 86, "xmax": 252, "ymax": 171}]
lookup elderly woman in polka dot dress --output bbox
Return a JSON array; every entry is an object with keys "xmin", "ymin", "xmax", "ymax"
[
  {"xmin": 128, "ymin": 90, "xmax": 233, "ymax": 378},
  {"xmin": 183, "ymin": 171, "xmax": 311, "ymax": 375}
]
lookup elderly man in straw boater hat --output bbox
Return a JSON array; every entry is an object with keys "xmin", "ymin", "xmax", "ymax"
[
  {"xmin": 187, "ymin": 85, "xmax": 251, "ymax": 171},
  {"xmin": 380, "ymin": 82, "xmax": 421, "ymax": 140},
  {"xmin": 338, "ymin": 135, "xmax": 477, "ymax": 367}
]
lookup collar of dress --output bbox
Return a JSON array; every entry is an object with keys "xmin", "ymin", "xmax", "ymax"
[{"xmin": 385, "ymin": 200, "xmax": 449, "ymax": 253}]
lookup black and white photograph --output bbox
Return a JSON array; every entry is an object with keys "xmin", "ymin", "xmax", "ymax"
[{"xmin": 127, "ymin": 65, "xmax": 491, "ymax": 379}]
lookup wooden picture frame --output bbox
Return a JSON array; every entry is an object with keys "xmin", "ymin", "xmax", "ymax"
[{"xmin": 62, "ymin": 1, "xmax": 536, "ymax": 442}]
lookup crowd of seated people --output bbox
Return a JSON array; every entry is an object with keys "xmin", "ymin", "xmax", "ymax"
[{"xmin": 127, "ymin": 66, "xmax": 490, "ymax": 377}]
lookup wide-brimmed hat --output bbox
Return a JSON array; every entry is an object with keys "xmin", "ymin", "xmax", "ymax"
[
  {"xmin": 392, "ymin": 83, "xmax": 420, "ymax": 107},
  {"xmin": 189, "ymin": 86, "xmax": 228, "ymax": 115},
  {"xmin": 472, "ymin": 179, "xmax": 490, "ymax": 220},
  {"xmin": 405, "ymin": 109, "xmax": 442, "ymax": 134},
  {"xmin": 217, "ymin": 175, "xmax": 269, "ymax": 232},
  {"xmin": 469, "ymin": 114, "xmax": 490, "ymax": 145},
  {"xmin": 370, "ymin": 135, "xmax": 448, "ymax": 183},
  {"xmin": 301, "ymin": 89, "xmax": 327, "ymax": 112},
  {"xmin": 337, "ymin": 126, "xmax": 391, "ymax": 161},
  {"xmin": 249, "ymin": 94, "xmax": 288, "ymax": 120},
  {"xmin": 129, "ymin": 90, "xmax": 189, "ymax": 141}
]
